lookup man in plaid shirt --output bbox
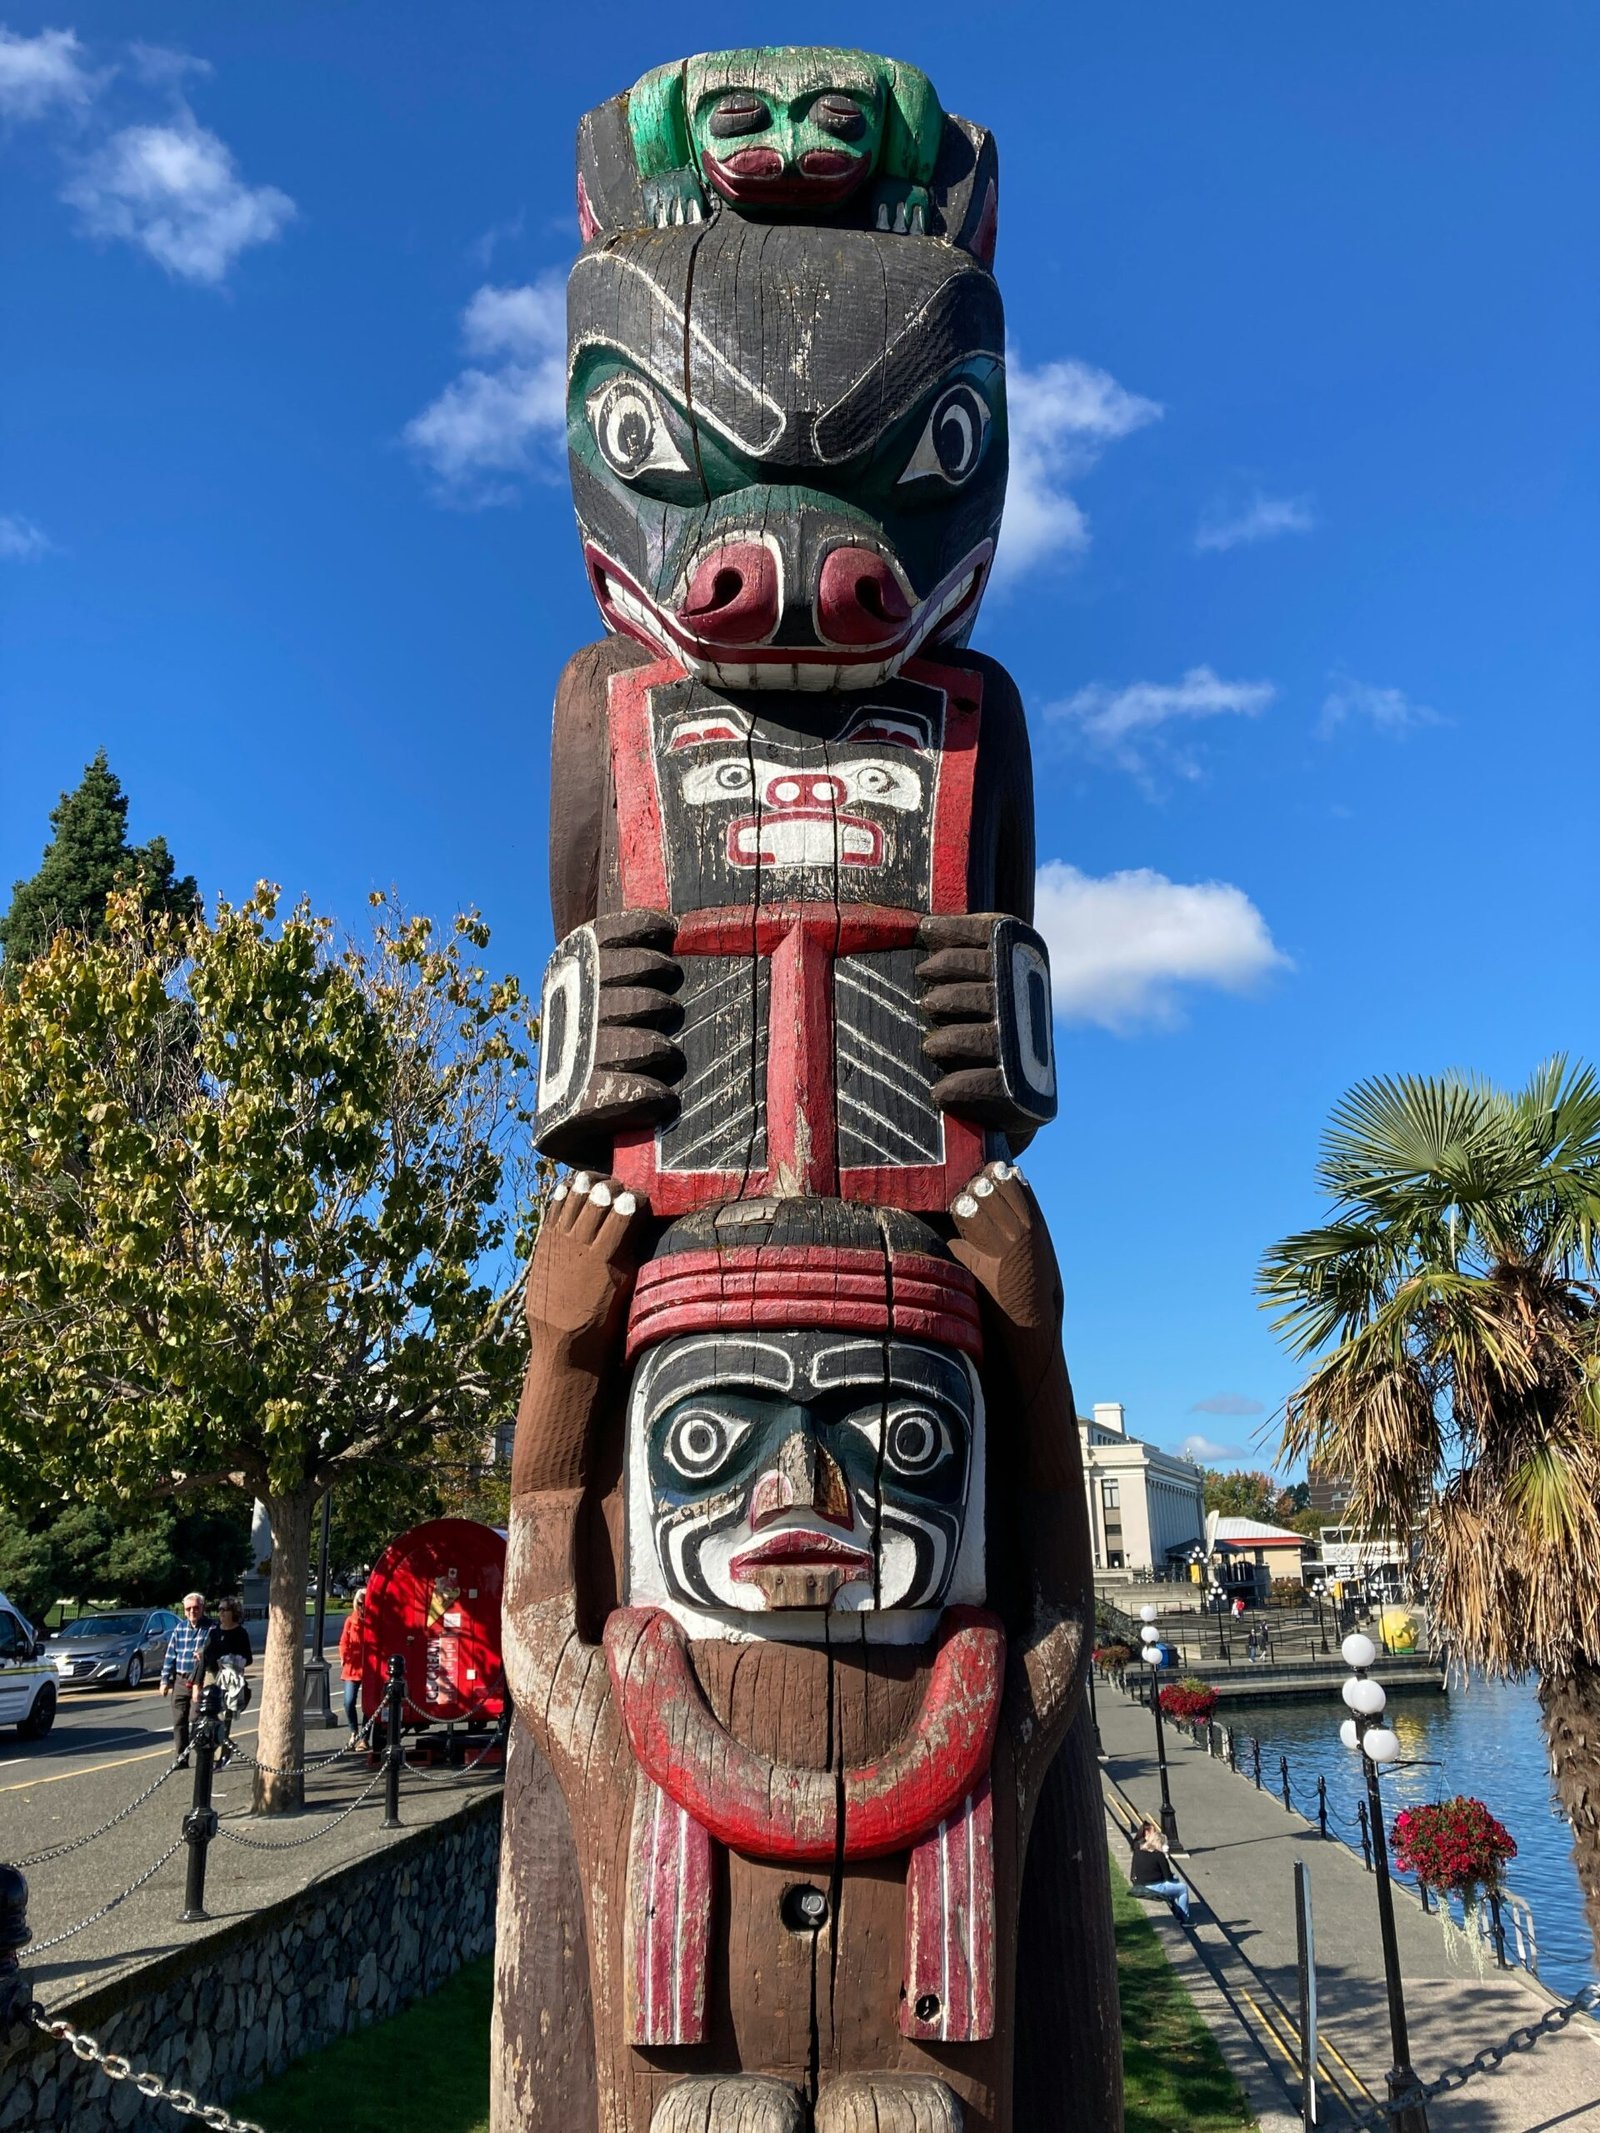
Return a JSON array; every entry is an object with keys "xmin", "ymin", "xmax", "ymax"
[{"xmin": 161, "ymin": 1591, "xmax": 215, "ymax": 1766}]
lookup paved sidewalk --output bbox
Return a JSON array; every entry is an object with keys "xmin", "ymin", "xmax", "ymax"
[{"xmin": 1097, "ymin": 1676, "xmax": 1600, "ymax": 2130}]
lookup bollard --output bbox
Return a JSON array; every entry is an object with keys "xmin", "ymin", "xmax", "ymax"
[
  {"xmin": 180, "ymin": 1684, "xmax": 222, "ymax": 1922},
  {"xmin": 1227, "ymin": 1726, "xmax": 1238, "ymax": 1773},
  {"xmin": 1488, "ymin": 1888, "xmax": 1508, "ymax": 1968},
  {"xmin": 1251, "ymin": 1737, "xmax": 1263, "ymax": 1790},
  {"xmin": 0, "ymin": 1861, "xmax": 31, "ymax": 2047},
  {"xmin": 1317, "ymin": 1774, "xmax": 1328, "ymax": 1838},
  {"xmin": 1418, "ymin": 1880, "xmax": 1432, "ymax": 1913},
  {"xmin": 1280, "ymin": 1755, "xmax": 1292, "ymax": 1812},
  {"xmin": 382, "ymin": 1654, "xmax": 405, "ymax": 1829},
  {"xmin": 1357, "ymin": 1797, "xmax": 1372, "ymax": 1871}
]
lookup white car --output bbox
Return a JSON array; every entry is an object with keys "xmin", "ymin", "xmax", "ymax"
[{"xmin": 0, "ymin": 1590, "xmax": 57, "ymax": 1738}]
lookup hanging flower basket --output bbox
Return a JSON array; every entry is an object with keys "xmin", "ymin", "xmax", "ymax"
[
  {"xmin": 1391, "ymin": 1797, "xmax": 1517, "ymax": 1906},
  {"xmin": 1094, "ymin": 1643, "xmax": 1133, "ymax": 1672},
  {"xmin": 1159, "ymin": 1679, "xmax": 1220, "ymax": 1724}
]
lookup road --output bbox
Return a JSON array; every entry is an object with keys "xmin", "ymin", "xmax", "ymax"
[{"xmin": 0, "ymin": 1612, "xmax": 350, "ymax": 1834}]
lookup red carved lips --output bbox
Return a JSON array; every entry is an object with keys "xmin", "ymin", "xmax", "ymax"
[
  {"xmin": 728, "ymin": 1529, "xmax": 873, "ymax": 1584},
  {"xmin": 703, "ymin": 147, "xmax": 868, "ymax": 208}
]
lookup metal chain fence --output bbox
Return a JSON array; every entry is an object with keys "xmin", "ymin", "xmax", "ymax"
[
  {"xmin": 212, "ymin": 1764, "xmax": 389, "ymax": 1850},
  {"xmin": 1340, "ymin": 1981, "xmax": 1600, "ymax": 2128},
  {"xmin": 25, "ymin": 1836, "xmax": 187, "ymax": 1955},
  {"xmin": 27, "ymin": 2002, "xmax": 268, "ymax": 2132},
  {"xmin": 13, "ymin": 1754, "xmax": 185, "ymax": 1868}
]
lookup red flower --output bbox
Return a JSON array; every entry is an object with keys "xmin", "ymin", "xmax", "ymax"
[
  {"xmin": 1390, "ymin": 1797, "xmax": 1516, "ymax": 1900},
  {"xmin": 1159, "ymin": 1680, "xmax": 1220, "ymax": 1723}
]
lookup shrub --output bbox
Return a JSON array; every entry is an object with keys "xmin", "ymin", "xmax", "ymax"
[{"xmin": 1391, "ymin": 1797, "xmax": 1517, "ymax": 1904}]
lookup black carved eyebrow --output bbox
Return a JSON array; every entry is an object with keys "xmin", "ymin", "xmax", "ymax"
[
  {"xmin": 636, "ymin": 1334, "xmax": 795, "ymax": 1422},
  {"xmin": 812, "ymin": 93, "xmax": 867, "ymax": 141},
  {"xmin": 706, "ymin": 92, "xmax": 771, "ymax": 139},
  {"xmin": 808, "ymin": 1339, "xmax": 972, "ymax": 1415}
]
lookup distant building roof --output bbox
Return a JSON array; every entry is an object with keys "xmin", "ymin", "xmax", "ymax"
[{"xmin": 1212, "ymin": 1517, "xmax": 1306, "ymax": 1547}]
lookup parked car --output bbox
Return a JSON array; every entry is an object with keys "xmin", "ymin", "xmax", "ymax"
[
  {"xmin": 0, "ymin": 1589, "xmax": 56, "ymax": 1737},
  {"xmin": 43, "ymin": 1607, "xmax": 181, "ymax": 1691}
]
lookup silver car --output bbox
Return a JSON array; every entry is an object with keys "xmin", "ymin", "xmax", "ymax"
[{"xmin": 44, "ymin": 1608, "xmax": 180, "ymax": 1691}]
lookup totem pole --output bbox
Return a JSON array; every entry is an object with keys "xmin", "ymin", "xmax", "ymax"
[{"xmin": 494, "ymin": 48, "xmax": 1121, "ymax": 2133}]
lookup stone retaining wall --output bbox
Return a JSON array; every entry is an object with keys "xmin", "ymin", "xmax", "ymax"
[{"xmin": 2, "ymin": 1792, "xmax": 502, "ymax": 2130}]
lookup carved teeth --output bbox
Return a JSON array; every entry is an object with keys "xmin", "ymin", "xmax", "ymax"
[
  {"xmin": 910, "ymin": 204, "xmax": 927, "ymax": 235},
  {"xmin": 892, "ymin": 201, "xmax": 910, "ymax": 234},
  {"xmin": 876, "ymin": 203, "xmax": 891, "ymax": 230},
  {"xmin": 684, "ymin": 199, "xmax": 703, "ymax": 223}
]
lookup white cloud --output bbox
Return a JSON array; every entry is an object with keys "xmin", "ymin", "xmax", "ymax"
[
  {"xmin": 406, "ymin": 274, "xmax": 568, "ymax": 500},
  {"xmin": 1178, "ymin": 1433, "xmax": 1248, "ymax": 1464},
  {"xmin": 1189, "ymin": 1393, "xmax": 1265, "ymax": 1417},
  {"xmin": 63, "ymin": 119, "xmax": 294, "ymax": 284},
  {"xmin": 1034, "ymin": 859, "xmax": 1290, "ymax": 1031},
  {"xmin": 995, "ymin": 355, "xmax": 1162, "ymax": 582},
  {"xmin": 1320, "ymin": 672, "xmax": 1441, "ymax": 737},
  {"xmin": 0, "ymin": 26, "xmax": 92, "ymax": 120},
  {"xmin": 1195, "ymin": 491, "xmax": 1315, "ymax": 553},
  {"xmin": 1046, "ymin": 664, "xmax": 1275, "ymax": 779},
  {"xmin": 0, "ymin": 513, "xmax": 52, "ymax": 560}
]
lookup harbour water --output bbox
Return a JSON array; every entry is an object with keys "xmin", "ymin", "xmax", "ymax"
[{"xmin": 1223, "ymin": 1672, "xmax": 1596, "ymax": 2004}]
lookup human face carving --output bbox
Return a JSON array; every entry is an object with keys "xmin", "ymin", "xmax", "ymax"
[{"xmin": 625, "ymin": 1332, "xmax": 982, "ymax": 1633}]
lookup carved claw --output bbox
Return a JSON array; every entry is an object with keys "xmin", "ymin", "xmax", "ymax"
[{"xmin": 947, "ymin": 1161, "xmax": 1061, "ymax": 1336}]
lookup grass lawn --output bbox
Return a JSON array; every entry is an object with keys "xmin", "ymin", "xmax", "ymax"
[
  {"xmin": 244, "ymin": 1856, "xmax": 1254, "ymax": 2131},
  {"xmin": 1112, "ymin": 1859, "xmax": 1257, "ymax": 2132},
  {"xmin": 244, "ymin": 1956, "xmax": 491, "ymax": 2133}
]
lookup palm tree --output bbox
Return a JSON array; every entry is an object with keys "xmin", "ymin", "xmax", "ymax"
[{"xmin": 1260, "ymin": 1059, "xmax": 1600, "ymax": 1953}]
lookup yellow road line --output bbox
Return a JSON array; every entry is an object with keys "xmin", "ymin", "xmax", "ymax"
[{"xmin": 0, "ymin": 1720, "xmax": 261, "ymax": 1794}]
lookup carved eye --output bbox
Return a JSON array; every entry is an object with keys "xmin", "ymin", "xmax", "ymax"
[
  {"xmin": 707, "ymin": 92, "xmax": 771, "ymax": 139},
  {"xmin": 847, "ymin": 1404, "xmax": 953, "ymax": 1477},
  {"xmin": 812, "ymin": 93, "xmax": 867, "ymax": 141},
  {"xmin": 663, "ymin": 1408, "xmax": 750, "ymax": 1480},
  {"xmin": 885, "ymin": 1409, "xmax": 949, "ymax": 1476},
  {"xmin": 714, "ymin": 760, "xmax": 752, "ymax": 793},
  {"xmin": 899, "ymin": 383, "xmax": 992, "ymax": 487},
  {"xmin": 855, "ymin": 765, "xmax": 895, "ymax": 796},
  {"xmin": 587, "ymin": 377, "xmax": 689, "ymax": 481}
]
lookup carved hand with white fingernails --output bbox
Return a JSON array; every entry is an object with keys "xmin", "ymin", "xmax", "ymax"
[
  {"xmin": 947, "ymin": 1160, "xmax": 1062, "ymax": 1340},
  {"xmin": 525, "ymin": 1171, "xmax": 650, "ymax": 1362}
]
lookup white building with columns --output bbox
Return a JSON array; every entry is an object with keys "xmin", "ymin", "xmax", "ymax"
[{"xmin": 1078, "ymin": 1403, "xmax": 1205, "ymax": 1573}]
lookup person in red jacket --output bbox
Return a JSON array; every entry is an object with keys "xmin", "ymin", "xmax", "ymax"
[{"xmin": 338, "ymin": 1587, "xmax": 369, "ymax": 1748}]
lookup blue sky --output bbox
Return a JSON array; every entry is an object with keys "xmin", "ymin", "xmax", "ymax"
[{"xmin": 3, "ymin": 3, "xmax": 1596, "ymax": 1469}]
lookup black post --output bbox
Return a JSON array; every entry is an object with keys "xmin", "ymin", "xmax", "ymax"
[
  {"xmin": 382, "ymin": 1653, "xmax": 405, "ymax": 1829},
  {"xmin": 179, "ymin": 1685, "xmax": 221, "ymax": 1922},
  {"xmin": 0, "ymin": 1862, "xmax": 31, "ymax": 2048},
  {"xmin": 1252, "ymin": 1737, "xmax": 1263, "ymax": 1790},
  {"xmin": 1417, "ymin": 1879, "xmax": 1432, "ymax": 1913},
  {"xmin": 1293, "ymin": 1859, "xmax": 1318, "ymax": 2132},
  {"xmin": 1317, "ymin": 1774, "xmax": 1328, "ymax": 1839},
  {"xmin": 1086, "ymin": 1655, "xmax": 1105, "ymax": 1761},
  {"xmin": 1227, "ymin": 1725, "xmax": 1238, "ymax": 1773},
  {"xmin": 1357, "ymin": 1797, "xmax": 1372, "ymax": 1870},
  {"xmin": 1488, "ymin": 1888, "xmax": 1508, "ymax": 1969},
  {"xmin": 1148, "ymin": 1664, "xmax": 1185, "ymax": 1853},
  {"xmin": 1359, "ymin": 1734, "xmax": 1429, "ymax": 2129},
  {"xmin": 1280, "ymin": 1755, "xmax": 1292, "ymax": 1812}
]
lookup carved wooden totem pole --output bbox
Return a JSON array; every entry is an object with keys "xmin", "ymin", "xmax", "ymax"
[{"xmin": 495, "ymin": 48, "xmax": 1122, "ymax": 2133}]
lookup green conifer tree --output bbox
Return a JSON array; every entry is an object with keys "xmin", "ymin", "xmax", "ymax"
[{"xmin": 0, "ymin": 752, "xmax": 199, "ymax": 972}]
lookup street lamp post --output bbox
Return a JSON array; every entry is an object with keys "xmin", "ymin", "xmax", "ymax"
[
  {"xmin": 1338, "ymin": 1632, "xmax": 1428, "ymax": 2131},
  {"xmin": 1139, "ymin": 1604, "xmax": 1185, "ymax": 1853}
]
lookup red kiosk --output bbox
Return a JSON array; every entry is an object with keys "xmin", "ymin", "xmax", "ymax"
[{"xmin": 361, "ymin": 1517, "xmax": 508, "ymax": 1752}]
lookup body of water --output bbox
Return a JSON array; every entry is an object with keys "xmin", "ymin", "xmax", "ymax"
[{"xmin": 1219, "ymin": 1674, "xmax": 1596, "ymax": 2004}]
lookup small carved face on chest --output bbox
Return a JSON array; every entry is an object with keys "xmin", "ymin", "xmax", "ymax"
[{"xmin": 625, "ymin": 1332, "xmax": 984, "ymax": 1634}]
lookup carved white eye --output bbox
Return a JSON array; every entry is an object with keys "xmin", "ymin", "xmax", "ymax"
[
  {"xmin": 899, "ymin": 383, "xmax": 991, "ymax": 486},
  {"xmin": 663, "ymin": 1408, "xmax": 750, "ymax": 1479},
  {"xmin": 715, "ymin": 761, "xmax": 752, "ymax": 792},
  {"xmin": 587, "ymin": 377, "xmax": 690, "ymax": 481}
]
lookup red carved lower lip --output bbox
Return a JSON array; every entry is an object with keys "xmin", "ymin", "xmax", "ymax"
[
  {"xmin": 702, "ymin": 153, "xmax": 866, "ymax": 208},
  {"xmin": 729, "ymin": 1530, "xmax": 873, "ymax": 1580}
]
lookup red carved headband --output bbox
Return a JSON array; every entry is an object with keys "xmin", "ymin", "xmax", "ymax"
[{"xmin": 624, "ymin": 1245, "xmax": 983, "ymax": 1363}]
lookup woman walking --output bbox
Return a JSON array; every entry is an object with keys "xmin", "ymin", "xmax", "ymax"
[{"xmin": 338, "ymin": 1587, "xmax": 370, "ymax": 1750}]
